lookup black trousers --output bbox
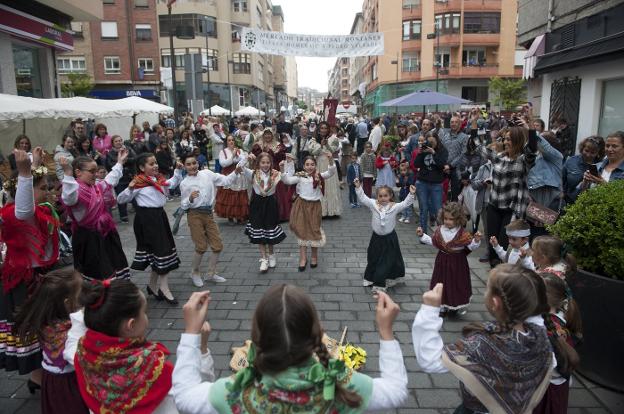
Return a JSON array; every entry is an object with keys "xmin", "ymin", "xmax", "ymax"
[
  {"xmin": 356, "ymin": 137, "xmax": 368, "ymax": 156},
  {"xmin": 449, "ymin": 168, "xmax": 461, "ymax": 202},
  {"xmin": 486, "ymin": 204, "xmax": 514, "ymax": 267}
]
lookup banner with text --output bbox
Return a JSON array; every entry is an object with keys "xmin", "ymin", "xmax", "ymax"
[{"xmin": 240, "ymin": 28, "xmax": 384, "ymax": 57}]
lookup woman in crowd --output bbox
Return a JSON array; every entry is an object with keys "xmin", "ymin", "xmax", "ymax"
[
  {"xmin": 105, "ymin": 135, "xmax": 136, "ymax": 223},
  {"xmin": 76, "ymin": 137, "xmax": 101, "ymax": 166},
  {"xmin": 215, "ymin": 135, "xmax": 249, "ymax": 224},
  {"xmin": 316, "ymin": 121, "xmax": 342, "ymax": 217},
  {"xmin": 413, "ymin": 131, "xmax": 448, "ymax": 233},
  {"xmin": 126, "ymin": 124, "xmax": 148, "ymax": 155},
  {"xmin": 580, "ymin": 130, "xmax": 624, "ymax": 188},
  {"xmin": 54, "ymin": 136, "xmax": 77, "ymax": 180},
  {"xmin": 562, "ymin": 137, "xmax": 602, "ymax": 204},
  {"xmin": 155, "ymin": 139, "xmax": 176, "ymax": 200},
  {"xmin": 8, "ymin": 135, "xmax": 32, "ymax": 172},
  {"xmin": 92, "ymin": 123, "xmax": 112, "ymax": 158}
]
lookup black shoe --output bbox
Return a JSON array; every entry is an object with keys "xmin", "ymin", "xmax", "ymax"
[
  {"xmin": 120, "ymin": 217, "xmax": 129, "ymax": 223},
  {"xmin": 27, "ymin": 379, "xmax": 41, "ymax": 394},
  {"xmin": 146, "ymin": 285, "xmax": 163, "ymax": 301},
  {"xmin": 298, "ymin": 261, "xmax": 307, "ymax": 272},
  {"xmin": 310, "ymin": 261, "xmax": 318, "ymax": 268},
  {"xmin": 158, "ymin": 289, "xmax": 178, "ymax": 305}
]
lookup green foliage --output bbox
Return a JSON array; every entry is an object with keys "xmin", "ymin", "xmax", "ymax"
[
  {"xmin": 548, "ymin": 180, "xmax": 624, "ymax": 279},
  {"xmin": 488, "ymin": 77, "xmax": 526, "ymax": 110},
  {"xmin": 296, "ymin": 101, "xmax": 308, "ymax": 111},
  {"xmin": 61, "ymin": 73, "xmax": 94, "ymax": 97},
  {"xmin": 381, "ymin": 135, "xmax": 401, "ymax": 152}
]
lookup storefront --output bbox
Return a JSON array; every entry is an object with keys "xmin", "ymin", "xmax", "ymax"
[{"xmin": 89, "ymin": 89, "xmax": 161, "ymax": 102}]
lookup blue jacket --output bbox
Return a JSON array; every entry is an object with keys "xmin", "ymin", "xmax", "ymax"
[
  {"xmin": 598, "ymin": 157, "xmax": 624, "ymax": 181},
  {"xmin": 347, "ymin": 162, "xmax": 363, "ymax": 184},
  {"xmin": 562, "ymin": 154, "xmax": 594, "ymax": 203},
  {"xmin": 398, "ymin": 172, "xmax": 416, "ymax": 200},
  {"xmin": 528, "ymin": 136, "xmax": 563, "ymax": 190}
]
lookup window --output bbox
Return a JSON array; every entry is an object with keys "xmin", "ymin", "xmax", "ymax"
[
  {"xmin": 57, "ymin": 56, "xmax": 86, "ymax": 74},
  {"xmin": 463, "ymin": 13, "xmax": 500, "ymax": 34},
  {"xmin": 103, "ymin": 0, "xmax": 115, "ymax": 4},
  {"xmin": 402, "ymin": 51, "xmax": 420, "ymax": 72},
  {"xmin": 161, "ymin": 53, "xmax": 185, "ymax": 68},
  {"xmin": 342, "ymin": 68, "xmax": 348, "ymax": 76},
  {"xmin": 134, "ymin": 0, "xmax": 149, "ymax": 7},
  {"xmin": 135, "ymin": 24, "xmax": 152, "ymax": 41},
  {"xmin": 402, "ymin": 19, "xmax": 421, "ymax": 40},
  {"xmin": 341, "ymin": 58, "xmax": 348, "ymax": 65},
  {"xmin": 435, "ymin": 13, "xmax": 460, "ymax": 34},
  {"xmin": 158, "ymin": 14, "xmax": 216, "ymax": 38},
  {"xmin": 233, "ymin": 0, "xmax": 248, "ymax": 12},
  {"xmin": 101, "ymin": 22, "xmax": 118, "ymax": 39},
  {"xmin": 104, "ymin": 56, "xmax": 120, "ymax": 74},
  {"xmin": 138, "ymin": 58, "xmax": 154, "ymax": 73},
  {"xmin": 462, "ymin": 48, "xmax": 486, "ymax": 66},
  {"xmin": 239, "ymin": 87, "xmax": 250, "ymax": 106},
  {"xmin": 203, "ymin": 49, "xmax": 218, "ymax": 71},
  {"xmin": 258, "ymin": 61, "xmax": 264, "ymax": 83},
  {"xmin": 599, "ymin": 78, "xmax": 624, "ymax": 137},
  {"xmin": 70, "ymin": 22, "xmax": 83, "ymax": 38},
  {"xmin": 461, "ymin": 86, "xmax": 489, "ymax": 103},
  {"xmin": 342, "ymin": 79, "xmax": 348, "ymax": 87},
  {"xmin": 434, "ymin": 48, "xmax": 451, "ymax": 68},
  {"xmin": 232, "ymin": 53, "xmax": 251, "ymax": 74},
  {"xmin": 402, "ymin": 0, "xmax": 420, "ymax": 9},
  {"xmin": 232, "ymin": 24, "xmax": 243, "ymax": 42}
]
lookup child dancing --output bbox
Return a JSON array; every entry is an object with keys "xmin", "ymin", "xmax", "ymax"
[
  {"xmin": 15, "ymin": 269, "xmax": 88, "ymax": 413},
  {"xmin": 412, "ymin": 265, "xmax": 554, "ymax": 413},
  {"xmin": 280, "ymin": 153, "xmax": 336, "ymax": 271},
  {"xmin": 417, "ymin": 202, "xmax": 481, "ymax": 315},
  {"xmin": 117, "ymin": 153, "xmax": 183, "ymax": 304},
  {"xmin": 489, "ymin": 219, "xmax": 535, "ymax": 269},
  {"xmin": 60, "ymin": 151, "xmax": 130, "ymax": 280},
  {"xmin": 356, "ymin": 179, "xmax": 416, "ymax": 294},
  {"xmin": 243, "ymin": 152, "xmax": 286, "ymax": 273},
  {"xmin": 180, "ymin": 153, "xmax": 241, "ymax": 287}
]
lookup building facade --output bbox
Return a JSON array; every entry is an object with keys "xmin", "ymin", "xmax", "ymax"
[
  {"xmin": 357, "ymin": 0, "xmax": 523, "ymax": 116},
  {"xmin": 58, "ymin": 0, "xmax": 161, "ymax": 101},
  {"xmin": 328, "ymin": 57, "xmax": 350, "ymax": 103},
  {"xmin": 519, "ymin": 0, "xmax": 624, "ymax": 149},
  {"xmin": 0, "ymin": 0, "xmax": 102, "ymax": 98},
  {"xmin": 156, "ymin": 0, "xmax": 295, "ymax": 115},
  {"xmin": 297, "ymin": 86, "xmax": 326, "ymax": 113},
  {"xmin": 348, "ymin": 12, "xmax": 366, "ymax": 108}
]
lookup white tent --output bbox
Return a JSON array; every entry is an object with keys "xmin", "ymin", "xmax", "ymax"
[
  {"xmin": 0, "ymin": 94, "xmax": 172, "ymax": 153},
  {"xmin": 200, "ymin": 105, "xmax": 231, "ymax": 116},
  {"xmin": 336, "ymin": 104, "xmax": 357, "ymax": 115},
  {"xmin": 235, "ymin": 106, "xmax": 265, "ymax": 117}
]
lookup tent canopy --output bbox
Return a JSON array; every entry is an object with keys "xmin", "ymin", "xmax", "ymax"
[
  {"xmin": 201, "ymin": 105, "xmax": 231, "ymax": 116},
  {"xmin": 235, "ymin": 106, "xmax": 265, "ymax": 117},
  {"xmin": 379, "ymin": 90, "xmax": 470, "ymax": 107}
]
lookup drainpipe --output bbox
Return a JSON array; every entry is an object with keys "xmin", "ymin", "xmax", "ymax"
[{"xmin": 547, "ymin": 0, "xmax": 554, "ymax": 32}]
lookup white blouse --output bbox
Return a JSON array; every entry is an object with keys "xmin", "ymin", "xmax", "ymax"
[
  {"xmin": 419, "ymin": 226, "xmax": 481, "ymax": 251},
  {"xmin": 493, "ymin": 242, "xmax": 536, "ymax": 270},
  {"xmin": 117, "ymin": 169, "xmax": 183, "ymax": 207},
  {"xmin": 180, "ymin": 170, "xmax": 239, "ymax": 210},
  {"xmin": 355, "ymin": 186, "xmax": 414, "ymax": 235},
  {"xmin": 61, "ymin": 163, "xmax": 123, "ymax": 222},
  {"xmin": 172, "ymin": 334, "xmax": 409, "ymax": 414},
  {"xmin": 281, "ymin": 165, "xmax": 336, "ymax": 201},
  {"xmin": 218, "ymin": 148, "xmax": 248, "ymax": 191}
]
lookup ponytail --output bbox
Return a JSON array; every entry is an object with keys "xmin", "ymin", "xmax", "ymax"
[
  {"xmin": 542, "ymin": 313, "xmax": 580, "ymax": 379},
  {"xmin": 315, "ymin": 339, "xmax": 362, "ymax": 408}
]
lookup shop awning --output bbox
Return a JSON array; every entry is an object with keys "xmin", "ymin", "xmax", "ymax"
[
  {"xmin": 534, "ymin": 32, "xmax": 624, "ymax": 75},
  {"xmin": 523, "ymin": 34, "xmax": 545, "ymax": 79}
]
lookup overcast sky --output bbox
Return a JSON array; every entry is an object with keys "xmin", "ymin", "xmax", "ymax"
[{"xmin": 278, "ymin": 0, "xmax": 362, "ymax": 92}]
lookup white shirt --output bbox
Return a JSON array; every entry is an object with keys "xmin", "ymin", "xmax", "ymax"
[
  {"xmin": 218, "ymin": 148, "xmax": 248, "ymax": 191},
  {"xmin": 356, "ymin": 186, "xmax": 415, "ymax": 235},
  {"xmin": 180, "ymin": 169, "xmax": 239, "ymax": 210},
  {"xmin": 61, "ymin": 163, "xmax": 123, "ymax": 222},
  {"xmin": 368, "ymin": 125, "xmax": 383, "ymax": 152},
  {"xmin": 494, "ymin": 242, "xmax": 536, "ymax": 270},
  {"xmin": 172, "ymin": 334, "xmax": 408, "ymax": 414},
  {"xmin": 117, "ymin": 169, "xmax": 183, "ymax": 207},
  {"xmin": 281, "ymin": 165, "xmax": 336, "ymax": 201},
  {"xmin": 419, "ymin": 226, "xmax": 481, "ymax": 251}
]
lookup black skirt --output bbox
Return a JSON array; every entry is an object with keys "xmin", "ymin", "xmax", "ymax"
[
  {"xmin": 42, "ymin": 370, "xmax": 89, "ymax": 414},
  {"xmin": 245, "ymin": 193, "xmax": 286, "ymax": 245},
  {"xmin": 72, "ymin": 226, "xmax": 130, "ymax": 281},
  {"xmin": 364, "ymin": 230, "xmax": 405, "ymax": 287},
  {"xmin": 131, "ymin": 206, "xmax": 180, "ymax": 274}
]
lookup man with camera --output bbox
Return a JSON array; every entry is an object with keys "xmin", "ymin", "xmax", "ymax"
[{"xmin": 440, "ymin": 115, "xmax": 470, "ymax": 201}]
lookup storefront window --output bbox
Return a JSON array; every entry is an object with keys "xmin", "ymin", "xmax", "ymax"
[
  {"xmin": 599, "ymin": 78, "xmax": 624, "ymax": 137},
  {"xmin": 13, "ymin": 45, "xmax": 43, "ymax": 97}
]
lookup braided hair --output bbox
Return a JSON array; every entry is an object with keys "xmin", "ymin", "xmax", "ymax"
[{"xmin": 251, "ymin": 284, "xmax": 362, "ymax": 408}]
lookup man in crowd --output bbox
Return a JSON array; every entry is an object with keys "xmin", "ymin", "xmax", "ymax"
[
  {"xmin": 355, "ymin": 116, "xmax": 369, "ymax": 156},
  {"xmin": 294, "ymin": 124, "xmax": 310, "ymax": 171},
  {"xmin": 368, "ymin": 117, "xmax": 383, "ymax": 152},
  {"xmin": 440, "ymin": 116, "xmax": 469, "ymax": 201},
  {"xmin": 276, "ymin": 112, "xmax": 293, "ymax": 136}
]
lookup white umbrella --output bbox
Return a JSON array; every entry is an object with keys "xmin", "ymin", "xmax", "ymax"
[
  {"xmin": 201, "ymin": 105, "xmax": 231, "ymax": 116},
  {"xmin": 235, "ymin": 106, "xmax": 265, "ymax": 117}
]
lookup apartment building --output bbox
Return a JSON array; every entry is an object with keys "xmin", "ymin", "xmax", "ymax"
[
  {"xmin": 357, "ymin": 0, "xmax": 523, "ymax": 115},
  {"xmin": 156, "ymin": 0, "xmax": 296, "ymax": 114},
  {"xmin": 57, "ymin": 0, "xmax": 161, "ymax": 100},
  {"xmin": 348, "ymin": 12, "xmax": 367, "ymax": 107},
  {"xmin": 328, "ymin": 57, "xmax": 350, "ymax": 103}
]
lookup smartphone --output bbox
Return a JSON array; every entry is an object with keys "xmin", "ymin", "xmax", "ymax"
[{"xmin": 588, "ymin": 164, "xmax": 599, "ymax": 177}]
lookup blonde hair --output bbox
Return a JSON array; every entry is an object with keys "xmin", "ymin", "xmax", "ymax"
[{"xmin": 437, "ymin": 202, "xmax": 467, "ymax": 227}]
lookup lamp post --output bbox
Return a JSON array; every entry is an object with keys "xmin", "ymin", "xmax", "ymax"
[
  {"xmin": 167, "ymin": 4, "xmax": 178, "ymax": 122},
  {"xmin": 390, "ymin": 52, "xmax": 399, "ymax": 117},
  {"xmin": 227, "ymin": 53, "xmax": 234, "ymax": 118},
  {"xmin": 427, "ymin": 27, "xmax": 441, "ymax": 112},
  {"xmin": 204, "ymin": 17, "xmax": 212, "ymax": 116}
]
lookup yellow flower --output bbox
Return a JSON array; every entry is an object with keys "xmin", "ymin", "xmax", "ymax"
[{"xmin": 338, "ymin": 344, "xmax": 367, "ymax": 370}]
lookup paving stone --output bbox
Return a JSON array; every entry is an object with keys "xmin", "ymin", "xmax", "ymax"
[{"xmin": 416, "ymin": 389, "xmax": 462, "ymax": 408}]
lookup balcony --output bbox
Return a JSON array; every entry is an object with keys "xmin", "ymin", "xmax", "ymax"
[
  {"xmin": 432, "ymin": 63, "xmax": 460, "ymax": 78},
  {"xmin": 437, "ymin": 32, "xmax": 461, "ymax": 46},
  {"xmin": 460, "ymin": 63, "xmax": 499, "ymax": 77},
  {"xmin": 463, "ymin": 0, "xmax": 501, "ymax": 12},
  {"xmin": 401, "ymin": 38, "xmax": 421, "ymax": 50},
  {"xmin": 402, "ymin": 5, "xmax": 421, "ymax": 19},
  {"xmin": 462, "ymin": 32, "xmax": 500, "ymax": 46},
  {"xmin": 433, "ymin": 0, "xmax": 462, "ymax": 13}
]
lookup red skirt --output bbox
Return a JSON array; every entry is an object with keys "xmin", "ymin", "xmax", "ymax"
[
  {"xmin": 42, "ymin": 370, "xmax": 89, "ymax": 414},
  {"xmin": 215, "ymin": 188, "xmax": 249, "ymax": 220},
  {"xmin": 533, "ymin": 382, "xmax": 569, "ymax": 414},
  {"xmin": 430, "ymin": 249, "xmax": 472, "ymax": 310},
  {"xmin": 275, "ymin": 181, "xmax": 294, "ymax": 222}
]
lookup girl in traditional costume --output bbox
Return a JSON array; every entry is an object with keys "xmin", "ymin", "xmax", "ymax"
[
  {"xmin": 251, "ymin": 129, "xmax": 289, "ymax": 221},
  {"xmin": 117, "ymin": 152, "xmax": 184, "ymax": 304},
  {"xmin": 412, "ymin": 265, "xmax": 555, "ymax": 414},
  {"xmin": 356, "ymin": 180, "xmax": 416, "ymax": 294},
  {"xmin": 214, "ymin": 135, "xmax": 249, "ymax": 224},
  {"xmin": 173, "ymin": 286, "xmax": 409, "ymax": 414},
  {"xmin": 14, "ymin": 268, "xmax": 88, "ymax": 414},
  {"xmin": 60, "ymin": 152, "xmax": 130, "ymax": 281},
  {"xmin": 417, "ymin": 202, "xmax": 482, "ymax": 315},
  {"xmin": 74, "ymin": 279, "xmax": 214, "ymax": 414},
  {"xmin": 243, "ymin": 152, "xmax": 286, "ymax": 273},
  {"xmin": 316, "ymin": 122, "xmax": 342, "ymax": 217},
  {"xmin": 280, "ymin": 154, "xmax": 336, "ymax": 271}
]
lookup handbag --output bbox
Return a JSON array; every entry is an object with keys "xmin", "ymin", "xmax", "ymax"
[{"xmin": 525, "ymin": 200, "xmax": 559, "ymax": 226}]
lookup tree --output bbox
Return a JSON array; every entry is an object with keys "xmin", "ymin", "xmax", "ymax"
[
  {"xmin": 488, "ymin": 77, "xmax": 526, "ymax": 111},
  {"xmin": 296, "ymin": 101, "xmax": 308, "ymax": 111},
  {"xmin": 61, "ymin": 73, "xmax": 94, "ymax": 97}
]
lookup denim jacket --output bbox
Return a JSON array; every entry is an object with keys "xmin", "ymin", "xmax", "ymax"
[
  {"xmin": 528, "ymin": 136, "xmax": 563, "ymax": 190},
  {"xmin": 562, "ymin": 155, "xmax": 593, "ymax": 203},
  {"xmin": 598, "ymin": 157, "xmax": 624, "ymax": 181}
]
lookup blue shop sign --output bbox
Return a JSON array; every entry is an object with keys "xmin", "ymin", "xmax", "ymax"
[{"xmin": 89, "ymin": 89, "xmax": 158, "ymax": 99}]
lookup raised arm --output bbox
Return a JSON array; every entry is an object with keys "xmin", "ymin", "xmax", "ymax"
[
  {"xmin": 13, "ymin": 149, "xmax": 37, "ymax": 220},
  {"xmin": 354, "ymin": 182, "xmax": 375, "ymax": 209},
  {"xmin": 412, "ymin": 285, "xmax": 448, "ymax": 374}
]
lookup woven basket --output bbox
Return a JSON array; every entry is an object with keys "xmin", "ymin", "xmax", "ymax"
[{"xmin": 0, "ymin": 161, "xmax": 11, "ymax": 181}]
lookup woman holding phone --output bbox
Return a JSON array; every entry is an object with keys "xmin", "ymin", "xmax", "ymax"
[
  {"xmin": 562, "ymin": 137, "xmax": 602, "ymax": 204},
  {"xmin": 580, "ymin": 131, "xmax": 624, "ymax": 187}
]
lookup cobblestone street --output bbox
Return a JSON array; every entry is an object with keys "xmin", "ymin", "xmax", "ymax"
[{"xmin": 1, "ymin": 189, "xmax": 622, "ymax": 413}]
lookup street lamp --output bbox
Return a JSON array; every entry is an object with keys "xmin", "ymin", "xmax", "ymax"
[
  {"xmin": 427, "ymin": 28, "xmax": 441, "ymax": 112},
  {"xmin": 167, "ymin": 3, "xmax": 194, "ymax": 123},
  {"xmin": 203, "ymin": 17, "xmax": 212, "ymax": 116},
  {"xmin": 390, "ymin": 52, "xmax": 399, "ymax": 116},
  {"xmin": 227, "ymin": 54, "xmax": 234, "ymax": 117}
]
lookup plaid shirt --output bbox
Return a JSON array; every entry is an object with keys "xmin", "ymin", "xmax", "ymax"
[
  {"xmin": 440, "ymin": 129, "xmax": 469, "ymax": 168},
  {"xmin": 480, "ymin": 130, "xmax": 538, "ymax": 218},
  {"xmin": 360, "ymin": 152, "xmax": 377, "ymax": 177}
]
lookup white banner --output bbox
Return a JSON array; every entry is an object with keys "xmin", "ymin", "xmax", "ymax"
[{"xmin": 240, "ymin": 28, "xmax": 384, "ymax": 57}]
